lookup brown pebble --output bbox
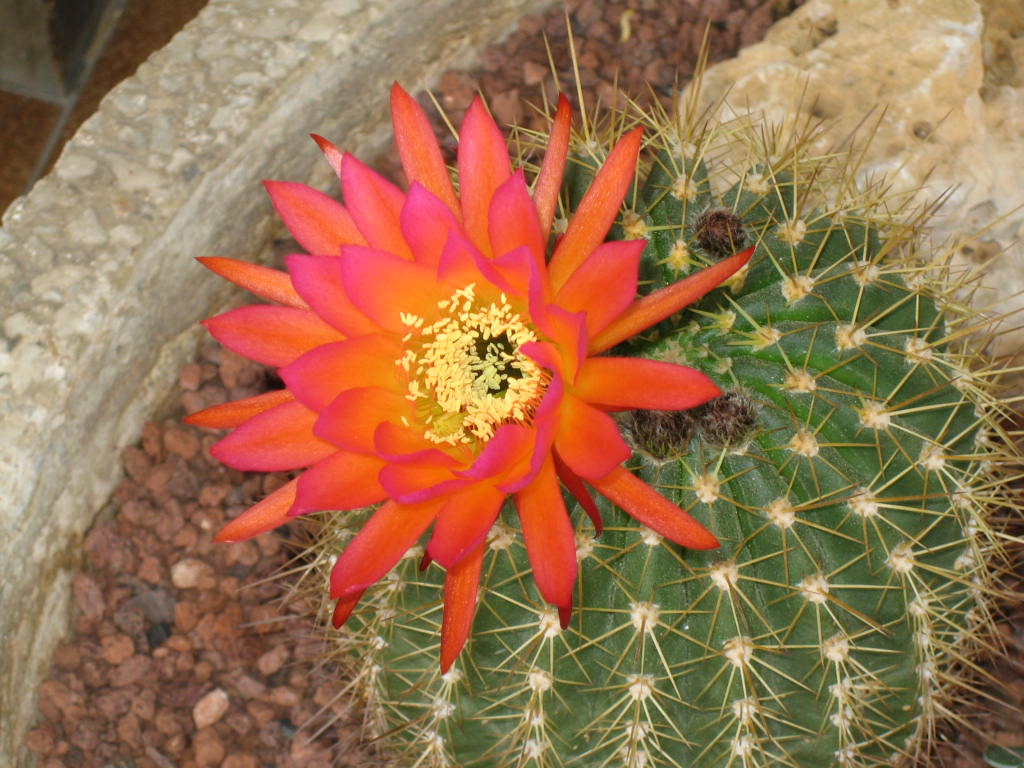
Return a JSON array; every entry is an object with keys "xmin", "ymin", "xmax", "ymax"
[
  {"xmin": 265, "ymin": 685, "xmax": 300, "ymax": 708},
  {"xmin": 100, "ymin": 634, "xmax": 135, "ymax": 665},
  {"xmin": 179, "ymin": 362, "xmax": 202, "ymax": 391},
  {"xmin": 193, "ymin": 726, "xmax": 226, "ymax": 766},
  {"xmin": 110, "ymin": 655, "xmax": 152, "ymax": 688},
  {"xmin": 193, "ymin": 688, "xmax": 231, "ymax": 729},
  {"xmin": 72, "ymin": 572, "xmax": 106, "ymax": 620},
  {"xmin": 256, "ymin": 645, "xmax": 289, "ymax": 677},
  {"xmin": 23, "ymin": 727, "xmax": 55, "ymax": 754},
  {"xmin": 170, "ymin": 557, "xmax": 216, "ymax": 590},
  {"xmin": 164, "ymin": 427, "xmax": 201, "ymax": 459},
  {"xmin": 222, "ymin": 754, "xmax": 259, "ymax": 768}
]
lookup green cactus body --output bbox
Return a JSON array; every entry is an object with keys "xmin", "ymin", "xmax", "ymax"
[{"xmin": 303, "ymin": 114, "xmax": 1014, "ymax": 768}]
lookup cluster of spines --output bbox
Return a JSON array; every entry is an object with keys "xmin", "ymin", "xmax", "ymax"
[{"xmin": 282, "ymin": 97, "xmax": 1020, "ymax": 768}]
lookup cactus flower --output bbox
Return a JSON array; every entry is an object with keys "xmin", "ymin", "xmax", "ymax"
[{"xmin": 188, "ymin": 83, "xmax": 752, "ymax": 671}]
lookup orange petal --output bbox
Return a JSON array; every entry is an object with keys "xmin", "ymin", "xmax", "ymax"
[
  {"xmin": 330, "ymin": 499, "xmax": 442, "ymax": 599},
  {"xmin": 203, "ymin": 305, "xmax": 345, "ymax": 368},
  {"xmin": 214, "ymin": 478, "xmax": 298, "ymax": 543},
  {"xmin": 185, "ymin": 389, "xmax": 294, "ymax": 430},
  {"xmin": 554, "ymin": 394, "xmax": 631, "ymax": 481},
  {"xmin": 196, "ymin": 257, "xmax": 308, "ymax": 309},
  {"xmin": 427, "ymin": 483, "xmax": 505, "ymax": 567},
  {"xmin": 548, "ymin": 127, "xmax": 643, "ymax": 291},
  {"xmin": 457, "ymin": 97, "xmax": 512, "ymax": 255},
  {"xmin": 210, "ymin": 399, "xmax": 335, "ymax": 471},
  {"xmin": 311, "ymin": 134, "xmax": 344, "ymax": 180},
  {"xmin": 533, "ymin": 94, "xmax": 572, "ymax": 242},
  {"xmin": 340, "ymin": 247, "xmax": 446, "ymax": 333},
  {"xmin": 514, "ymin": 455, "xmax": 577, "ymax": 611},
  {"xmin": 280, "ymin": 335, "xmax": 403, "ymax": 412},
  {"xmin": 264, "ymin": 181, "xmax": 365, "ymax": 254},
  {"xmin": 591, "ymin": 466, "xmax": 719, "ymax": 550},
  {"xmin": 291, "ymin": 451, "xmax": 388, "ymax": 515},
  {"xmin": 391, "ymin": 82, "xmax": 460, "ymax": 216},
  {"xmin": 574, "ymin": 357, "xmax": 721, "ymax": 411},
  {"xmin": 440, "ymin": 541, "xmax": 485, "ymax": 673},
  {"xmin": 331, "ymin": 589, "xmax": 365, "ymax": 628},
  {"xmin": 553, "ymin": 454, "xmax": 603, "ymax": 535},
  {"xmin": 315, "ymin": 386, "xmax": 409, "ymax": 454},
  {"xmin": 554, "ymin": 240, "xmax": 643, "ymax": 339},
  {"xmin": 590, "ymin": 246, "xmax": 754, "ymax": 354}
]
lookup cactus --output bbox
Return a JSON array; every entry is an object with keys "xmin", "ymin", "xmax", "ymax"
[{"xmin": 294, "ymin": 103, "xmax": 1020, "ymax": 768}]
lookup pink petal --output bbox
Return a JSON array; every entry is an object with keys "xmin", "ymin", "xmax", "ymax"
[
  {"xmin": 533, "ymin": 94, "xmax": 572, "ymax": 242},
  {"xmin": 280, "ymin": 335, "xmax": 403, "ymax": 412},
  {"xmin": 591, "ymin": 466, "xmax": 720, "ymax": 550},
  {"xmin": 196, "ymin": 257, "xmax": 308, "ymax": 309},
  {"xmin": 341, "ymin": 246, "xmax": 446, "ymax": 333},
  {"xmin": 291, "ymin": 451, "xmax": 388, "ymax": 515},
  {"xmin": 488, "ymin": 170, "xmax": 545, "ymax": 268},
  {"xmin": 440, "ymin": 541, "xmax": 485, "ymax": 673},
  {"xmin": 391, "ymin": 83, "xmax": 461, "ymax": 216},
  {"xmin": 203, "ymin": 305, "xmax": 345, "ymax": 368},
  {"xmin": 548, "ymin": 127, "xmax": 643, "ymax": 290},
  {"xmin": 185, "ymin": 389, "xmax": 294, "ymax": 430},
  {"xmin": 575, "ymin": 357, "xmax": 721, "ymax": 411},
  {"xmin": 211, "ymin": 399, "xmax": 335, "ymax": 471},
  {"xmin": 514, "ymin": 455, "xmax": 577, "ymax": 611},
  {"xmin": 427, "ymin": 483, "xmax": 505, "ymax": 567},
  {"xmin": 314, "ymin": 386, "xmax": 409, "ymax": 453},
  {"xmin": 330, "ymin": 499, "xmax": 443, "ymax": 599},
  {"xmin": 214, "ymin": 478, "xmax": 298, "ymax": 543},
  {"xmin": 401, "ymin": 184, "xmax": 463, "ymax": 268},
  {"xmin": 555, "ymin": 240, "xmax": 644, "ymax": 338},
  {"xmin": 590, "ymin": 246, "xmax": 754, "ymax": 354},
  {"xmin": 285, "ymin": 254, "xmax": 381, "ymax": 337},
  {"xmin": 457, "ymin": 97, "xmax": 512, "ymax": 255},
  {"xmin": 341, "ymin": 154, "xmax": 413, "ymax": 259},
  {"xmin": 553, "ymin": 394, "xmax": 632, "ymax": 481},
  {"xmin": 264, "ymin": 181, "xmax": 365, "ymax": 254}
]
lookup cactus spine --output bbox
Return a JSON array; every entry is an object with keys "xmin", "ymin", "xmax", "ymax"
[{"xmin": 297, "ymin": 102, "xmax": 1019, "ymax": 768}]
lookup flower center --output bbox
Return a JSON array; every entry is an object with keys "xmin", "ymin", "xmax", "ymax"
[{"xmin": 399, "ymin": 284, "xmax": 548, "ymax": 447}]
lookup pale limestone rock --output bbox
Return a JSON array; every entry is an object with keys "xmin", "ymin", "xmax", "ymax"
[
  {"xmin": 688, "ymin": 0, "xmax": 1024, "ymax": 366},
  {"xmin": 0, "ymin": 0, "xmax": 554, "ymax": 764}
]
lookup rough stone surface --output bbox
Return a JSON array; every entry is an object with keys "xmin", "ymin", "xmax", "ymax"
[
  {"xmin": 688, "ymin": 0, "xmax": 1024, "ymax": 366},
  {"xmin": 0, "ymin": 0, "xmax": 552, "ymax": 764}
]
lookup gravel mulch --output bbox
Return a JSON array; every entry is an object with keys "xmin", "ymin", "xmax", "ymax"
[{"xmin": 25, "ymin": 1, "xmax": 1020, "ymax": 767}]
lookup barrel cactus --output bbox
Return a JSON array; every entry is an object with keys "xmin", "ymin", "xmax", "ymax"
[{"xmin": 191, "ymin": 86, "xmax": 1018, "ymax": 767}]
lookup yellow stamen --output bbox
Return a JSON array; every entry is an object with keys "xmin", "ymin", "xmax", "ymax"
[{"xmin": 400, "ymin": 284, "xmax": 549, "ymax": 447}]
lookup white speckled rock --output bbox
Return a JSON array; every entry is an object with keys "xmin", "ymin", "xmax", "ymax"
[
  {"xmin": 687, "ymin": 0, "xmax": 1024, "ymax": 366},
  {"xmin": 0, "ymin": 0, "xmax": 553, "ymax": 764}
]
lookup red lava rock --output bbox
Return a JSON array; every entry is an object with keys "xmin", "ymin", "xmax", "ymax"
[
  {"xmin": 193, "ymin": 687, "xmax": 232, "ymax": 728},
  {"xmin": 174, "ymin": 599, "xmax": 201, "ymax": 633},
  {"xmin": 265, "ymin": 685, "xmax": 301, "ymax": 708}
]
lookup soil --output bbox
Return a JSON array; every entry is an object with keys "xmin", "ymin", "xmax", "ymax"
[{"xmin": 23, "ymin": 1, "xmax": 1023, "ymax": 767}]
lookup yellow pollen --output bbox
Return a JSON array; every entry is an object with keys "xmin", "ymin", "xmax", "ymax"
[{"xmin": 400, "ymin": 283, "xmax": 548, "ymax": 447}]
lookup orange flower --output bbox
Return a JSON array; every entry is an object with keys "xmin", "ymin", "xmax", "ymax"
[{"xmin": 189, "ymin": 83, "xmax": 753, "ymax": 671}]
